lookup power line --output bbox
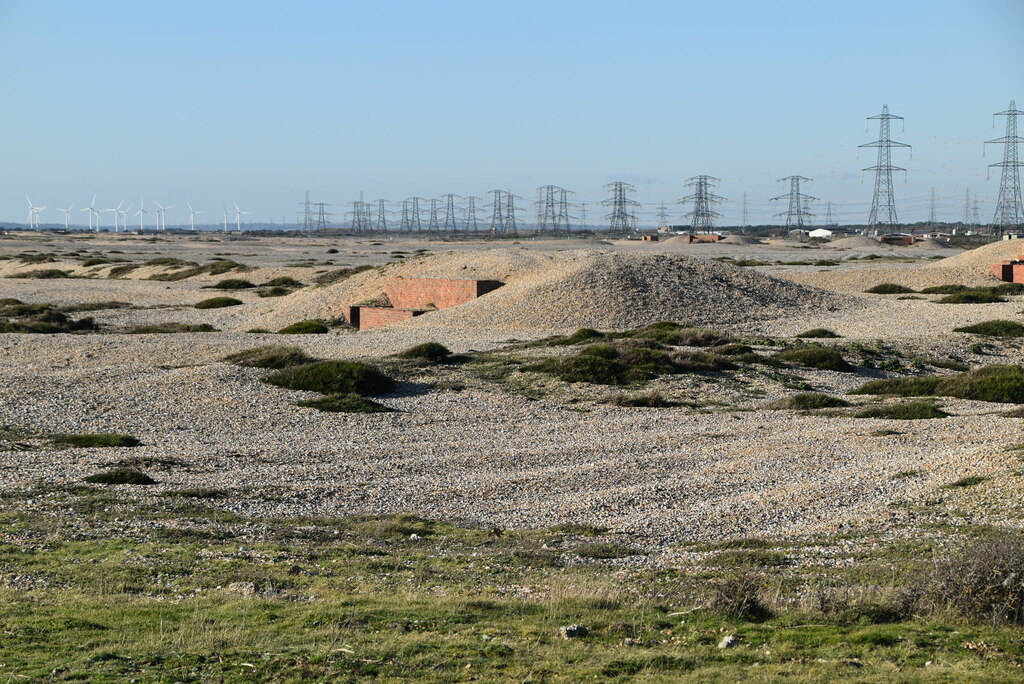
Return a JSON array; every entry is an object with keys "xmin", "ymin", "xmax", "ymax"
[
  {"xmin": 602, "ymin": 181, "xmax": 639, "ymax": 233},
  {"xmin": 770, "ymin": 175, "xmax": 817, "ymax": 228},
  {"xmin": 679, "ymin": 175, "xmax": 723, "ymax": 233},
  {"xmin": 440, "ymin": 193, "xmax": 459, "ymax": 232},
  {"xmin": 374, "ymin": 199, "xmax": 389, "ymax": 232},
  {"xmin": 860, "ymin": 104, "xmax": 911, "ymax": 229}
]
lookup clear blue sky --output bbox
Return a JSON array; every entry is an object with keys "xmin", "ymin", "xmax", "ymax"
[{"xmin": 1, "ymin": 0, "xmax": 1021, "ymax": 227}]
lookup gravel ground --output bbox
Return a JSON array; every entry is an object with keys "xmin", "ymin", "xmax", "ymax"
[{"xmin": 1, "ymin": 232, "xmax": 1021, "ymax": 553}]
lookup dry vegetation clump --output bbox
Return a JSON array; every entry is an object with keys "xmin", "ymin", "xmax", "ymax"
[
  {"xmin": 396, "ymin": 342, "xmax": 453, "ymax": 363},
  {"xmin": 261, "ymin": 360, "xmax": 394, "ymax": 396},
  {"xmin": 604, "ymin": 391, "xmax": 678, "ymax": 407},
  {"xmin": 125, "ymin": 323, "xmax": 218, "ymax": 334},
  {"xmin": 8, "ymin": 268, "xmax": 72, "ymax": 279},
  {"xmin": 938, "ymin": 290, "xmax": 1006, "ymax": 304},
  {"xmin": 148, "ymin": 259, "xmax": 248, "ymax": 282},
  {"xmin": 774, "ymin": 346, "xmax": 854, "ymax": 372},
  {"xmin": 955, "ymin": 320, "xmax": 1024, "ymax": 337},
  {"xmin": 194, "ymin": 296, "xmax": 243, "ymax": 309},
  {"xmin": 853, "ymin": 401, "xmax": 949, "ymax": 420},
  {"xmin": 796, "ymin": 328, "xmax": 841, "ymax": 338},
  {"xmin": 277, "ymin": 320, "xmax": 330, "ymax": 334},
  {"xmin": 312, "ymin": 265, "xmax": 375, "ymax": 286},
  {"xmin": 767, "ymin": 393, "xmax": 850, "ymax": 410},
  {"xmin": 0, "ymin": 302, "xmax": 98, "ymax": 334},
  {"xmin": 83, "ymin": 468, "xmax": 156, "ymax": 485},
  {"xmin": 207, "ymin": 278, "xmax": 256, "ymax": 290},
  {"xmin": 296, "ymin": 393, "xmax": 393, "ymax": 413},
  {"xmin": 852, "ymin": 365, "xmax": 1024, "ymax": 404},
  {"xmin": 865, "ymin": 283, "xmax": 915, "ymax": 294}
]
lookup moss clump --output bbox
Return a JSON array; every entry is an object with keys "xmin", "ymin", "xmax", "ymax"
[
  {"xmin": 852, "ymin": 365, "xmax": 1024, "ymax": 404},
  {"xmin": 796, "ymin": 328, "xmax": 840, "ymax": 339},
  {"xmin": 51, "ymin": 434, "xmax": 142, "ymax": 448},
  {"xmin": 261, "ymin": 276, "xmax": 304, "ymax": 288},
  {"xmin": 854, "ymin": 401, "xmax": 949, "ymax": 420},
  {"xmin": 767, "ymin": 393, "xmax": 850, "ymax": 410},
  {"xmin": 296, "ymin": 393, "xmax": 394, "ymax": 413},
  {"xmin": 774, "ymin": 346, "xmax": 854, "ymax": 372},
  {"xmin": 194, "ymin": 296, "xmax": 243, "ymax": 309},
  {"xmin": 125, "ymin": 323, "xmax": 218, "ymax": 334},
  {"xmin": 865, "ymin": 283, "xmax": 915, "ymax": 294},
  {"xmin": 208, "ymin": 278, "xmax": 255, "ymax": 290},
  {"xmin": 955, "ymin": 320, "xmax": 1024, "ymax": 338},
  {"xmin": 223, "ymin": 345, "xmax": 316, "ymax": 369},
  {"xmin": 83, "ymin": 468, "xmax": 156, "ymax": 485},
  {"xmin": 396, "ymin": 342, "xmax": 453, "ymax": 363},
  {"xmin": 938, "ymin": 290, "xmax": 1005, "ymax": 304},
  {"xmin": 262, "ymin": 360, "xmax": 394, "ymax": 396}
]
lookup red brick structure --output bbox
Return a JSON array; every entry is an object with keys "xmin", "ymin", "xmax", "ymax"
[
  {"xmin": 878, "ymin": 234, "xmax": 915, "ymax": 246},
  {"xmin": 642, "ymin": 234, "xmax": 659, "ymax": 241},
  {"xmin": 345, "ymin": 277, "xmax": 504, "ymax": 330},
  {"xmin": 687, "ymin": 234, "xmax": 721, "ymax": 243},
  {"xmin": 991, "ymin": 259, "xmax": 1024, "ymax": 283},
  {"xmin": 384, "ymin": 277, "xmax": 503, "ymax": 310}
]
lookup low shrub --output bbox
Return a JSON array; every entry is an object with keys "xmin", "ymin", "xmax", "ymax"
[
  {"xmin": 850, "ymin": 376, "xmax": 941, "ymax": 397},
  {"xmin": 549, "ymin": 523, "xmax": 608, "ymax": 536},
  {"xmin": 936, "ymin": 365, "xmax": 1024, "ymax": 403},
  {"xmin": 396, "ymin": 342, "xmax": 452, "ymax": 363},
  {"xmin": 674, "ymin": 327, "xmax": 734, "ymax": 347},
  {"xmin": 296, "ymin": 393, "xmax": 394, "ymax": 413},
  {"xmin": 529, "ymin": 355, "xmax": 635, "ymax": 386},
  {"xmin": 942, "ymin": 476, "xmax": 988, "ymax": 489},
  {"xmin": 767, "ymin": 393, "xmax": 850, "ymax": 410},
  {"xmin": 711, "ymin": 343, "xmax": 753, "ymax": 356},
  {"xmin": 51, "ymin": 434, "xmax": 142, "ymax": 448},
  {"xmin": 194, "ymin": 296, "xmax": 243, "ymax": 309},
  {"xmin": 624, "ymin": 321, "xmax": 683, "ymax": 344},
  {"xmin": 9, "ymin": 269, "xmax": 71, "ymax": 279},
  {"xmin": 312, "ymin": 265, "xmax": 375, "ymax": 286},
  {"xmin": 125, "ymin": 323, "xmax": 218, "ymax": 334},
  {"xmin": 670, "ymin": 350, "xmax": 737, "ymax": 372},
  {"xmin": 955, "ymin": 320, "xmax": 1024, "ymax": 338},
  {"xmin": 605, "ymin": 391, "xmax": 677, "ymax": 407},
  {"xmin": 913, "ymin": 531, "xmax": 1024, "ymax": 624},
  {"xmin": 277, "ymin": 320, "xmax": 330, "ymax": 334},
  {"xmin": 796, "ymin": 328, "xmax": 840, "ymax": 338},
  {"xmin": 262, "ymin": 360, "xmax": 394, "ymax": 396},
  {"xmin": 865, "ymin": 283, "xmax": 915, "ymax": 294},
  {"xmin": 920, "ymin": 284, "xmax": 969, "ymax": 294},
  {"xmin": 854, "ymin": 401, "xmax": 949, "ymax": 420},
  {"xmin": 83, "ymin": 468, "xmax": 156, "ymax": 485},
  {"xmin": 774, "ymin": 346, "xmax": 854, "ymax": 372},
  {"xmin": 256, "ymin": 286, "xmax": 294, "ymax": 298},
  {"xmin": 993, "ymin": 282, "xmax": 1024, "ymax": 295},
  {"xmin": 938, "ymin": 290, "xmax": 1005, "ymax": 304},
  {"xmin": 261, "ymin": 276, "xmax": 304, "ymax": 288},
  {"xmin": 707, "ymin": 572, "xmax": 772, "ymax": 621},
  {"xmin": 208, "ymin": 278, "xmax": 255, "ymax": 290},
  {"xmin": 223, "ymin": 345, "xmax": 316, "ymax": 369},
  {"xmin": 552, "ymin": 328, "xmax": 606, "ymax": 345},
  {"xmin": 149, "ymin": 259, "xmax": 247, "ymax": 282}
]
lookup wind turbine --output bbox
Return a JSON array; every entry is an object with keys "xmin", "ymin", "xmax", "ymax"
[
  {"xmin": 154, "ymin": 201, "xmax": 175, "ymax": 231},
  {"xmin": 79, "ymin": 195, "xmax": 99, "ymax": 231},
  {"xmin": 25, "ymin": 197, "xmax": 45, "ymax": 229},
  {"xmin": 56, "ymin": 202, "xmax": 75, "ymax": 230},
  {"xmin": 103, "ymin": 200, "xmax": 124, "ymax": 232},
  {"xmin": 133, "ymin": 197, "xmax": 148, "ymax": 231},
  {"xmin": 186, "ymin": 202, "xmax": 204, "ymax": 232},
  {"xmin": 118, "ymin": 203, "xmax": 132, "ymax": 232},
  {"xmin": 233, "ymin": 201, "xmax": 250, "ymax": 232},
  {"xmin": 222, "ymin": 206, "xmax": 229, "ymax": 232}
]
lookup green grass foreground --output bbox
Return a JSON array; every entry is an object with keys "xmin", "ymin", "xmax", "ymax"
[{"xmin": 1, "ymin": 488, "xmax": 1024, "ymax": 682}]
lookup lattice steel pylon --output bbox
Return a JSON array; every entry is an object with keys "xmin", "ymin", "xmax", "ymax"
[
  {"xmin": 487, "ymin": 190, "xmax": 507, "ymax": 233},
  {"xmin": 463, "ymin": 196, "xmax": 482, "ymax": 232},
  {"xmin": 656, "ymin": 202, "xmax": 670, "ymax": 229},
  {"xmin": 678, "ymin": 175, "xmax": 723, "ymax": 233},
  {"xmin": 374, "ymin": 199, "xmax": 389, "ymax": 232},
  {"xmin": 427, "ymin": 199, "xmax": 440, "ymax": 232},
  {"xmin": 349, "ymin": 201, "xmax": 371, "ymax": 233},
  {"xmin": 505, "ymin": 190, "xmax": 521, "ymax": 234},
  {"xmin": 860, "ymin": 104, "xmax": 911, "ymax": 229},
  {"xmin": 398, "ymin": 200, "xmax": 412, "ymax": 232},
  {"xmin": 314, "ymin": 202, "xmax": 332, "ymax": 230},
  {"xmin": 298, "ymin": 191, "xmax": 314, "ymax": 233},
  {"xmin": 770, "ymin": 176, "xmax": 817, "ymax": 228},
  {"xmin": 408, "ymin": 197, "xmax": 425, "ymax": 231},
  {"xmin": 985, "ymin": 99, "xmax": 1024, "ymax": 232},
  {"xmin": 440, "ymin": 194, "xmax": 460, "ymax": 232},
  {"xmin": 602, "ymin": 182, "xmax": 639, "ymax": 233},
  {"xmin": 535, "ymin": 185, "xmax": 559, "ymax": 233}
]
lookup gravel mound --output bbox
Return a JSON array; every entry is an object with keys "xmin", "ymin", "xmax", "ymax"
[
  {"xmin": 829, "ymin": 236, "xmax": 888, "ymax": 249},
  {"xmin": 923, "ymin": 239, "xmax": 1024, "ymax": 271},
  {"xmin": 249, "ymin": 248, "xmax": 850, "ymax": 334},
  {"xmin": 721, "ymin": 235, "xmax": 763, "ymax": 245},
  {"xmin": 910, "ymin": 237, "xmax": 950, "ymax": 249}
]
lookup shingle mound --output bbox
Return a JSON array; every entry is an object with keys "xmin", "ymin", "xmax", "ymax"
[
  {"xmin": 923, "ymin": 238, "xmax": 1024, "ymax": 274},
  {"xmin": 244, "ymin": 248, "xmax": 848, "ymax": 334},
  {"xmin": 828, "ymin": 236, "xmax": 888, "ymax": 249},
  {"xmin": 721, "ymin": 234, "xmax": 763, "ymax": 245}
]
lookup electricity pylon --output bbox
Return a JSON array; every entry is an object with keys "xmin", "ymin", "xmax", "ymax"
[
  {"xmin": 986, "ymin": 99, "xmax": 1024, "ymax": 233},
  {"xmin": 860, "ymin": 104, "xmax": 911, "ymax": 229},
  {"xmin": 770, "ymin": 175, "xmax": 817, "ymax": 228}
]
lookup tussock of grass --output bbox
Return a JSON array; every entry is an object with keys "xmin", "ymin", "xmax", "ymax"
[
  {"xmin": 625, "ymin": 322, "xmax": 733, "ymax": 347},
  {"xmin": 51, "ymin": 434, "xmax": 141, "ymax": 448},
  {"xmin": 942, "ymin": 476, "xmax": 988, "ymax": 489},
  {"xmin": 194, "ymin": 296, "xmax": 243, "ymax": 309},
  {"xmin": 342, "ymin": 514, "xmax": 434, "ymax": 539},
  {"xmin": 865, "ymin": 283, "xmax": 915, "ymax": 294},
  {"xmin": 208, "ymin": 278, "xmax": 255, "ymax": 290},
  {"xmin": 125, "ymin": 323, "xmax": 218, "ymax": 334},
  {"xmin": 396, "ymin": 342, "xmax": 452, "ymax": 363},
  {"xmin": 708, "ymin": 550, "xmax": 790, "ymax": 567},
  {"xmin": 529, "ymin": 355, "xmax": 635, "ymax": 385},
  {"xmin": 296, "ymin": 393, "xmax": 393, "ymax": 413},
  {"xmin": 774, "ymin": 346, "xmax": 853, "ymax": 372},
  {"xmin": 854, "ymin": 401, "xmax": 949, "ymax": 420},
  {"xmin": 163, "ymin": 488, "xmax": 228, "ymax": 499},
  {"xmin": 223, "ymin": 345, "xmax": 316, "ymax": 369},
  {"xmin": 261, "ymin": 276, "xmax": 304, "ymax": 288},
  {"xmin": 711, "ymin": 343, "xmax": 753, "ymax": 356},
  {"xmin": 312, "ymin": 265, "xmax": 375, "ymax": 286},
  {"xmin": 955, "ymin": 320, "xmax": 1024, "ymax": 337},
  {"xmin": 550, "ymin": 328, "xmax": 606, "ymax": 346},
  {"xmin": 262, "ymin": 360, "xmax": 394, "ymax": 396},
  {"xmin": 0, "ymin": 304, "xmax": 98, "ymax": 334},
  {"xmin": 766, "ymin": 393, "xmax": 850, "ymax": 410},
  {"xmin": 797, "ymin": 328, "xmax": 841, "ymax": 338},
  {"xmin": 938, "ymin": 290, "xmax": 1005, "ymax": 304},
  {"xmin": 277, "ymin": 320, "xmax": 329, "ymax": 334},
  {"xmin": 9, "ymin": 268, "xmax": 72, "ymax": 279},
  {"xmin": 605, "ymin": 391, "xmax": 678, "ymax": 407},
  {"xmin": 107, "ymin": 264, "xmax": 141, "ymax": 278},
  {"xmin": 549, "ymin": 523, "xmax": 608, "ymax": 536},
  {"xmin": 256, "ymin": 286, "xmax": 294, "ymax": 297},
  {"xmin": 149, "ymin": 259, "xmax": 247, "ymax": 282},
  {"xmin": 851, "ymin": 365, "xmax": 1024, "ymax": 404},
  {"xmin": 83, "ymin": 468, "xmax": 156, "ymax": 485}
]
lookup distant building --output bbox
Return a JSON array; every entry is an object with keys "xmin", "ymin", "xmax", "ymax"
[{"xmin": 808, "ymin": 228, "xmax": 834, "ymax": 239}]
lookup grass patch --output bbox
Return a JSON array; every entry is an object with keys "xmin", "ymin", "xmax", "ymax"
[
  {"xmin": 854, "ymin": 401, "xmax": 949, "ymax": 420},
  {"xmin": 262, "ymin": 360, "xmax": 394, "ymax": 396},
  {"xmin": 148, "ymin": 259, "xmax": 247, "ymax": 282},
  {"xmin": 9, "ymin": 268, "xmax": 72, "ymax": 279},
  {"xmin": 864, "ymin": 283, "xmax": 915, "ymax": 294},
  {"xmin": 955, "ymin": 320, "xmax": 1024, "ymax": 337},
  {"xmin": 604, "ymin": 391, "xmax": 678, "ymax": 407},
  {"xmin": 708, "ymin": 550, "xmax": 790, "ymax": 567},
  {"xmin": 277, "ymin": 320, "xmax": 329, "ymax": 334},
  {"xmin": 162, "ymin": 488, "xmax": 228, "ymax": 499},
  {"xmin": 938, "ymin": 290, "xmax": 1006, "ymax": 304},
  {"xmin": 83, "ymin": 468, "xmax": 156, "ymax": 485},
  {"xmin": 125, "ymin": 323, "xmax": 218, "ymax": 334},
  {"xmin": 851, "ymin": 365, "xmax": 1024, "ymax": 404},
  {"xmin": 395, "ymin": 341, "xmax": 452, "ymax": 363},
  {"xmin": 295, "ymin": 393, "xmax": 394, "ymax": 413},
  {"xmin": 107, "ymin": 263, "xmax": 141, "ymax": 278},
  {"xmin": 262, "ymin": 276, "xmax": 304, "ymax": 288},
  {"xmin": 223, "ymin": 345, "xmax": 316, "ymax": 369},
  {"xmin": 50, "ymin": 434, "xmax": 142, "ymax": 448},
  {"xmin": 774, "ymin": 346, "xmax": 854, "ymax": 372},
  {"xmin": 550, "ymin": 328, "xmax": 606, "ymax": 346},
  {"xmin": 766, "ymin": 392, "xmax": 850, "ymax": 410},
  {"xmin": 0, "ymin": 304, "xmax": 98, "ymax": 334},
  {"xmin": 256, "ymin": 286, "xmax": 294, "ymax": 297},
  {"xmin": 942, "ymin": 476, "xmax": 989, "ymax": 489},
  {"xmin": 312, "ymin": 265, "xmax": 375, "ymax": 286},
  {"xmin": 549, "ymin": 523, "xmax": 608, "ymax": 536},
  {"xmin": 575, "ymin": 542, "xmax": 642, "ymax": 559},
  {"xmin": 194, "ymin": 296, "xmax": 242, "ymax": 309},
  {"xmin": 892, "ymin": 470, "xmax": 922, "ymax": 479},
  {"xmin": 796, "ymin": 328, "xmax": 840, "ymax": 338},
  {"xmin": 207, "ymin": 278, "xmax": 255, "ymax": 289}
]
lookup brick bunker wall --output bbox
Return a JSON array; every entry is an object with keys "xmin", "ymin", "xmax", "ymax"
[
  {"xmin": 358, "ymin": 307, "xmax": 425, "ymax": 331},
  {"xmin": 384, "ymin": 277, "xmax": 504, "ymax": 311}
]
